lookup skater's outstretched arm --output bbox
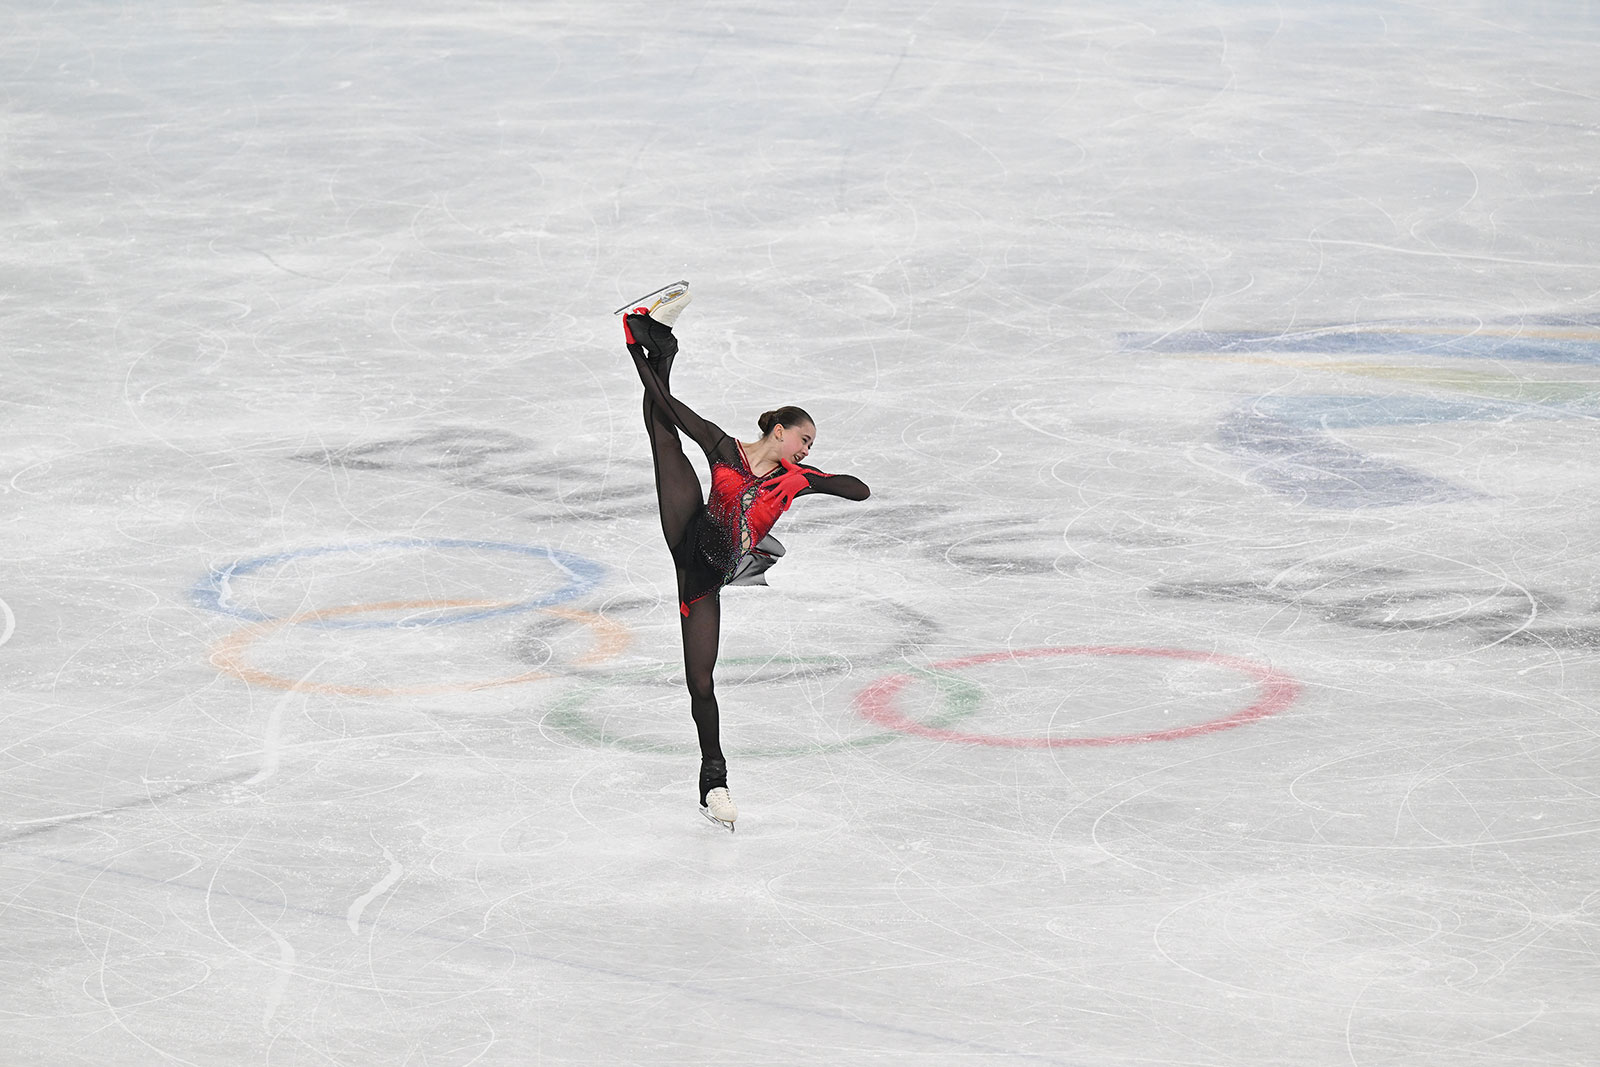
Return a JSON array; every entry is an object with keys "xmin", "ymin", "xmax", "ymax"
[
  {"xmin": 795, "ymin": 463, "xmax": 870, "ymax": 501},
  {"xmin": 759, "ymin": 459, "xmax": 870, "ymax": 509},
  {"xmin": 628, "ymin": 345, "xmax": 730, "ymax": 458}
]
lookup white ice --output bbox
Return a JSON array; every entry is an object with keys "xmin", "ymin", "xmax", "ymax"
[{"xmin": 4, "ymin": 2, "xmax": 1599, "ymax": 1064}]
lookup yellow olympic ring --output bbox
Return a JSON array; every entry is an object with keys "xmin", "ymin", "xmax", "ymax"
[{"xmin": 209, "ymin": 599, "xmax": 629, "ymax": 696}]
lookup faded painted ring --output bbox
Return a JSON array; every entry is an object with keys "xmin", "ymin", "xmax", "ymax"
[
  {"xmin": 193, "ymin": 538, "xmax": 603, "ymax": 628},
  {"xmin": 210, "ymin": 599, "xmax": 629, "ymax": 696},
  {"xmin": 539, "ymin": 660, "xmax": 983, "ymax": 759},
  {"xmin": 855, "ymin": 646, "xmax": 1300, "ymax": 747}
]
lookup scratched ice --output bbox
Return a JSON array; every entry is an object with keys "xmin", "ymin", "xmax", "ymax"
[{"xmin": 3, "ymin": 3, "xmax": 1599, "ymax": 1065}]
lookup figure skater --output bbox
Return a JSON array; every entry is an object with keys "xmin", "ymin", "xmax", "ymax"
[{"xmin": 621, "ymin": 284, "xmax": 870, "ymax": 830}]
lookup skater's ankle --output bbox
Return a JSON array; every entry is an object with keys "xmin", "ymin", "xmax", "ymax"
[{"xmin": 698, "ymin": 758, "xmax": 728, "ymax": 803}]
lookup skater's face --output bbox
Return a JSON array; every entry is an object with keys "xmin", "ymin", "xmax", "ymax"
[{"xmin": 775, "ymin": 421, "xmax": 815, "ymax": 464}]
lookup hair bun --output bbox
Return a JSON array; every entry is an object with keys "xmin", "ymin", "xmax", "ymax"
[{"xmin": 757, "ymin": 405, "xmax": 814, "ymax": 437}]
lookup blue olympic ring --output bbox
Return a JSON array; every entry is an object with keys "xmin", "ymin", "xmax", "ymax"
[{"xmin": 191, "ymin": 538, "xmax": 604, "ymax": 628}]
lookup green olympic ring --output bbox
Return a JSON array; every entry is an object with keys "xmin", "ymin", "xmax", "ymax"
[{"xmin": 538, "ymin": 657, "xmax": 982, "ymax": 759}]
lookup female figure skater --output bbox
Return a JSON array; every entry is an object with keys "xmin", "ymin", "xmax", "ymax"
[{"xmin": 622, "ymin": 287, "xmax": 870, "ymax": 831}]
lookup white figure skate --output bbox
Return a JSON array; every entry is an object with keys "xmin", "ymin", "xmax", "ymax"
[
  {"xmin": 615, "ymin": 280, "xmax": 692, "ymax": 328},
  {"xmin": 701, "ymin": 786, "xmax": 737, "ymax": 832}
]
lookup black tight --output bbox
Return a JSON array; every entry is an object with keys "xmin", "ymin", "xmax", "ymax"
[
  {"xmin": 679, "ymin": 593, "xmax": 723, "ymax": 765},
  {"xmin": 632, "ymin": 341, "xmax": 725, "ymax": 766},
  {"xmin": 637, "ymin": 351, "xmax": 702, "ymax": 549}
]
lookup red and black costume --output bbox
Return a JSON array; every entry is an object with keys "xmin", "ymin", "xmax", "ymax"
[
  {"xmin": 681, "ymin": 438, "xmax": 828, "ymax": 613},
  {"xmin": 625, "ymin": 311, "xmax": 870, "ymax": 792}
]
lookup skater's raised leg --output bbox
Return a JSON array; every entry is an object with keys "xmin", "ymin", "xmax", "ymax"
[{"xmin": 630, "ymin": 321, "xmax": 699, "ymax": 548}]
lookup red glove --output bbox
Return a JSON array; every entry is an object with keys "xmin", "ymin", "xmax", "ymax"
[{"xmin": 759, "ymin": 460, "xmax": 813, "ymax": 512}]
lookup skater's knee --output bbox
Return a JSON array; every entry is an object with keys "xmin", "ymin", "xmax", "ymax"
[{"xmin": 685, "ymin": 667, "xmax": 716, "ymax": 701}]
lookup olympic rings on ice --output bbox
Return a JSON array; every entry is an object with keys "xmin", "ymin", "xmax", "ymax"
[
  {"xmin": 539, "ymin": 660, "xmax": 984, "ymax": 759},
  {"xmin": 210, "ymin": 600, "xmax": 629, "ymax": 696},
  {"xmin": 193, "ymin": 538, "xmax": 603, "ymax": 627},
  {"xmin": 855, "ymin": 646, "xmax": 1300, "ymax": 747}
]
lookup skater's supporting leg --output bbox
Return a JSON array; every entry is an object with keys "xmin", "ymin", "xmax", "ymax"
[
  {"xmin": 687, "ymin": 592, "xmax": 735, "ymax": 830},
  {"xmin": 680, "ymin": 594, "xmax": 724, "ymax": 767}
]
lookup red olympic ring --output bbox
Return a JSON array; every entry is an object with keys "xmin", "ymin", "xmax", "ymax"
[{"xmin": 855, "ymin": 646, "xmax": 1300, "ymax": 747}]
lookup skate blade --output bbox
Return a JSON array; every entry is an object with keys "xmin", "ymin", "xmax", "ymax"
[
  {"xmin": 700, "ymin": 807, "xmax": 736, "ymax": 833},
  {"xmin": 614, "ymin": 280, "xmax": 689, "ymax": 317}
]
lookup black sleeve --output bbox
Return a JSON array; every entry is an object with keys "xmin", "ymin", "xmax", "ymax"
[{"xmin": 785, "ymin": 462, "xmax": 871, "ymax": 502}]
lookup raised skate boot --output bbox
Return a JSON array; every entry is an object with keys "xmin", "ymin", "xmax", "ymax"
[
  {"xmin": 615, "ymin": 280, "xmax": 691, "ymax": 326},
  {"xmin": 623, "ymin": 311, "xmax": 679, "ymax": 362}
]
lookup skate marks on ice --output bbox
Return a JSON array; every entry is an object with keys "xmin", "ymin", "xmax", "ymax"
[
  {"xmin": 785, "ymin": 501, "xmax": 1079, "ymax": 578},
  {"xmin": 1127, "ymin": 319, "xmax": 1600, "ymax": 367},
  {"xmin": 1123, "ymin": 320, "xmax": 1600, "ymax": 508},
  {"xmin": 1214, "ymin": 394, "xmax": 1587, "ymax": 509},
  {"xmin": 1, "ymin": 770, "xmax": 264, "ymax": 846},
  {"xmin": 289, "ymin": 426, "xmax": 658, "ymax": 523},
  {"xmin": 10, "ymin": 841, "xmax": 1091, "ymax": 1067},
  {"xmin": 292, "ymin": 425, "xmax": 1081, "ymax": 577},
  {"xmin": 1217, "ymin": 398, "xmax": 1485, "ymax": 509},
  {"xmin": 1147, "ymin": 875, "xmax": 1579, "ymax": 1027},
  {"xmin": 1148, "ymin": 557, "xmax": 1600, "ymax": 651}
]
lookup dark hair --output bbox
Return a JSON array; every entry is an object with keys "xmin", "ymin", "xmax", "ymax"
[{"xmin": 758, "ymin": 405, "xmax": 814, "ymax": 437}]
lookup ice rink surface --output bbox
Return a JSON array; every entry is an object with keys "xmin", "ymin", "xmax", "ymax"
[{"xmin": 4, "ymin": 1, "xmax": 1599, "ymax": 1063}]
